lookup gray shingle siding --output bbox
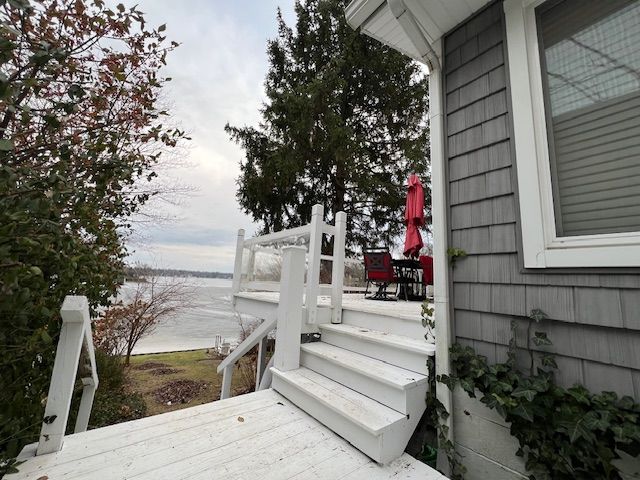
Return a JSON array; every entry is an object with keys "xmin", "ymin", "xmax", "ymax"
[{"xmin": 444, "ymin": 1, "xmax": 640, "ymax": 400}]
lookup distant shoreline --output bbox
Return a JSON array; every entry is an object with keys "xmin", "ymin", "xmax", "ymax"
[{"xmin": 124, "ymin": 267, "xmax": 233, "ymax": 282}]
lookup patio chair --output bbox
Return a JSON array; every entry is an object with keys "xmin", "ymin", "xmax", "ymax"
[
  {"xmin": 363, "ymin": 248, "xmax": 397, "ymax": 301},
  {"xmin": 419, "ymin": 255, "xmax": 434, "ymax": 297}
]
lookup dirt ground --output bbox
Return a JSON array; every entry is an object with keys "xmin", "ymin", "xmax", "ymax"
[{"xmin": 127, "ymin": 349, "xmax": 257, "ymax": 416}]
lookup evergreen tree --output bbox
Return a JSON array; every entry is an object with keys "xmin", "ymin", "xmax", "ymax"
[{"xmin": 226, "ymin": 0, "xmax": 429, "ymax": 250}]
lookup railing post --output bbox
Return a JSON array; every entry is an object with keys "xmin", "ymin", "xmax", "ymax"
[
  {"xmin": 37, "ymin": 296, "xmax": 90, "ymax": 455},
  {"xmin": 305, "ymin": 204, "xmax": 324, "ymax": 325},
  {"xmin": 331, "ymin": 211, "xmax": 347, "ymax": 324},
  {"xmin": 232, "ymin": 229, "xmax": 245, "ymax": 300},
  {"xmin": 273, "ymin": 246, "xmax": 306, "ymax": 371}
]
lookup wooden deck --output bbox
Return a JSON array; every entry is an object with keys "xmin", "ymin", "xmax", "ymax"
[
  {"xmin": 241, "ymin": 292, "xmax": 426, "ymax": 322},
  {"xmin": 11, "ymin": 390, "xmax": 444, "ymax": 480}
]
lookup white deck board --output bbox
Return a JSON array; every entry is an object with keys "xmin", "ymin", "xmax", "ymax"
[
  {"xmin": 273, "ymin": 367, "xmax": 406, "ymax": 434},
  {"xmin": 319, "ymin": 324, "xmax": 436, "ymax": 356},
  {"xmin": 236, "ymin": 292, "xmax": 427, "ymax": 322},
  {"xmin": 301, "ymin": 342, "xmax": 428, "ymax": 389},
  {"xmin": 10, "ymin": 390, "xmax": 445, "ymax": 480}
]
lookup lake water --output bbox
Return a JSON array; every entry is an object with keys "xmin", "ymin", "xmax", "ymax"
[{"xmin": 127, "ymin": 277, "xmax": 244, "ymax": 355}]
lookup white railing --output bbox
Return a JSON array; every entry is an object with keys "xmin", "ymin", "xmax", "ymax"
[
  {"xmin": 36, "ymin": 295, "xmax": 98, "ymax": 455},
  {"xmin": 219, "ymin": 205, "xmax": 346, "ymax": 400},
  {"xmin": 232, "ymin": 204, "xmax": 347, "ymax": 325},
  {"xmin": 218, "ymin": 246, "xmax": 307, "ymax": 399}
]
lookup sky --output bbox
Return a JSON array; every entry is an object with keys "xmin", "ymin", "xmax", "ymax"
[{"xmin": 125, "ymin": 0, "xmax": 296, "ymax": 273}]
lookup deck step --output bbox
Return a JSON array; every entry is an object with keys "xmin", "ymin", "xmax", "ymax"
[
  {"xmin": 318, "ymin": 324, "xmax": 434, "ymax": 374},
  {"xmin": 341, "ymin": 305, "xmax": 426, "ymax": 339},
  {"xmin": 271, "ymin": 367, "xmax": 416, "ymax": 464},
  {"xmin": 300, "ymin": 342, "xmax": 428, "ymax": 414}
]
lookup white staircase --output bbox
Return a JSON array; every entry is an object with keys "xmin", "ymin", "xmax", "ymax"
[
  {"xmin": 227, "ymin": 205, "xmax": 435, "ymax": 465},
  {"xmin": 271, "ymin": 310, "xmax": 434, "ymax": 464}
]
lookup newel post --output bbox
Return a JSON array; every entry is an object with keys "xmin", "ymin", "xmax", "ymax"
[
  {"xmin": 305, "ymin": 204, "xmax": 324, "ymax": 324},
  {"xmin": 232, "ymin": 229, "xmax": 245, "ymax": 298},
  {"xmin": 37, "ymin": 296, "xmax": 90, "ymax": 455},
  {"xmin": 331, "ymin": 211, "xmax": 347, "ymax": 323},
  {"xmin": 273, "ymin": 246, "xmax": 306, "ymax": 371}
]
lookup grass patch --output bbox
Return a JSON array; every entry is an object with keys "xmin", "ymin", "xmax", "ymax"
[{"xmin": 126, "ymin": 349, "xmax": 256, "ymax": 416}]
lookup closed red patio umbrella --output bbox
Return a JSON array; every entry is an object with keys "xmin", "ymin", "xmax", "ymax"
[{"xmin": 403, "ymin": 173, "xmax": 424, "ymax": 258}]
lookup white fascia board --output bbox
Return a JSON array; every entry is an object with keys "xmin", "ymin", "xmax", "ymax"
[{"xmin": 345, "ymin": 0, "xmax": 386, "ymax": 29}]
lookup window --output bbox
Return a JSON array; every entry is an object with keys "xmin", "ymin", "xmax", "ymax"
[{"xmin": 504, "ymin": 0, "xmax": 640, "ymax": 267}]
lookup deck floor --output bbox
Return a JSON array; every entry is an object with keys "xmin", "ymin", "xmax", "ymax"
[
  {"xmin": 240, "ymin": 292, "xmax": 427, "ymax": 322},
  {"xmin": 11, "ymin": 390, "xmax": 444, "ymax": 480}
]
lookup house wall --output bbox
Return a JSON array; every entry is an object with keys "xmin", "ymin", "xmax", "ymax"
[{"xmin": 442, "ymin": 2, "xmax": 640, "ymax": 478}]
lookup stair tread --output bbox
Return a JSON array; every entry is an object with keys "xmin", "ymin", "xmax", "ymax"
[
  {"xmin": 272, "ymin": 367, "xmax": 406, "ymax": 435},
  {"xmin": 301, "ymin": 342, "xmax": 427, "ymax": 390},
  {"xmin": 319, "ymin": 324, "xmax": 435, "ymax": 356}
]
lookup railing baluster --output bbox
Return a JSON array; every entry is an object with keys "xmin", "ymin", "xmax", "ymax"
[
  {"xmin": 258, "ymin": 356, "xmax": 275, "ymax": 390},
  {"xmin": 74, "ymin": 378, "xmax": 97, "ymax": 433},
  {"xmin": 255, "ymin": 336, "xmax": 268, "ymax": 391},
  {"xmin": 220, "ymin": 365, "xmax": 233, "ymax": 400},
  {"xmin": 331, "ymin": 211, "xmax": 347, "ymax": 324},
  {"xmin": 232, "ymin": 228, "xmax": 245, "ymax": 298},
  {"xmin": 305, "ymin": 204, "xmax": 324, "ymax": 325},
  {"xmin": 75, "ymin": 314, "xmax": 99, "ymax": 433}
]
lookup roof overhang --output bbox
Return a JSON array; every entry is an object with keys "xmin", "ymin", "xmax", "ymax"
[{"xmin": 346, "ymin": 0, "xmax": 492, "ymax": 69}]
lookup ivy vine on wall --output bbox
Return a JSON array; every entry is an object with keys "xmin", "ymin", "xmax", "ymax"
[{"xmin": 437, "ymin": 309, "xmax": 640, "ymax": 480}]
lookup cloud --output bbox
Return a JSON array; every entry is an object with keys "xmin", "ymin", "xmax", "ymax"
[{"xmin": 123, "ymin": 0, "xmax": 296, "ymax": 271}]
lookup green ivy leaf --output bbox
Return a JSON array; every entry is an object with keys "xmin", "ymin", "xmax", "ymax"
[
  {"xmin": 540, "ymin": 354, "xmax": 557, "ymax": 369},
  {"xmin": 567, "ymin": 385, "xmax": 590, "ymax": 405},
  {"xmin": 559, "ymin": 418, "xmax": 591, "ymax": 443},
  {"xmin": 511, "ymin": 403, "xmax": 534, "ymax": 422},
  {"xmin": 512, "ymin": 386, "xmax": 537, "ymax": 402}
]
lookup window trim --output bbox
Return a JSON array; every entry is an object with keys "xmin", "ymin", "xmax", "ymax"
[{"xmin": 503, "ymin": 0, "xmax": 640, "ymax": 268}]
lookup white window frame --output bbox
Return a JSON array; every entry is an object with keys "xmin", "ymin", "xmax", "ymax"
[{"xmin": 503, "ymin": 0, "xmax": 640, "ymax": 268}]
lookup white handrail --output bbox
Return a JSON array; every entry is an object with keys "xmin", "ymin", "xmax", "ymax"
[
  {"xmin": 242, "ymin": 224, "xmax": 311, "ymax": 247},
  {"xmin": 232, "ymin": 204, "xmax": 347, "ymax": 328},
  {"xmin": 218, "ymin": 246, "xmax": 306, "ymax": 400},
  {"xmin": 217, "ymin": 317, "xmax": 276, "ymax": 374},
  {"xmin": 322, "ymin": 223, "xmax": 336, "ymax": 236},
  {"xmin": 37, "ymin": 295, "xmax": 99, "ymax": 455},
  {"xmin": 217, "ymin": 317, "xmax": 276, "ymax": 400}
]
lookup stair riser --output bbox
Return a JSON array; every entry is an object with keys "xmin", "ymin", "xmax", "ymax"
[
  {"xmin": 342, "ymin": 309, "xmax": 426, "ymax": 340},
  {"xmin": 272, "ymin": 374, "xmax": 387, "ymax": 463},
  {"xmin": 320, "ymin": 330, "xmax": 429, "ymax": 375},
  {"xmin": 300, "ymin": 350, "xmax": 411, "ymax": 414}
]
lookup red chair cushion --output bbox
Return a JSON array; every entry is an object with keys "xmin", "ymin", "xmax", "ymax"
[
  {"xmin": 419, "ymin": 255, "xmax": 434, "ymax": 285},
  {"xmin": 364, "ymin": 252, "xmax": 395, "ymax": 283}
]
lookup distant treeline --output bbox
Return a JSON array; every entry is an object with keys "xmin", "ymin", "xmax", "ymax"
[{"xmin": 124, "ymin": 266, "xmax": 232, "ymax": 281}]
